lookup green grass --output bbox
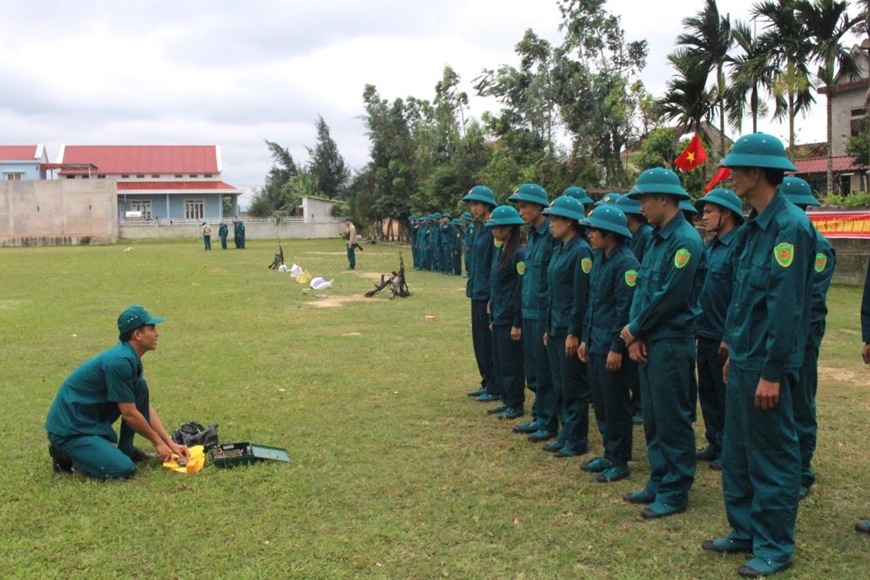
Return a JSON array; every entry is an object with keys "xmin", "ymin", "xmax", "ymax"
[{"xmin": 2, "ymin": 238, "xmax": 870, "ymax": 578}]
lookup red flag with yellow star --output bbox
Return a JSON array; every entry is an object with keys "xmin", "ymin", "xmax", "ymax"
[{"xmin": 673, "ymin": 134, "xmax": 708, "ymax": 171}]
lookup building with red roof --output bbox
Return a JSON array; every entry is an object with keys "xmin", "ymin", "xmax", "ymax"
[
  {"xmin": 57, "ymin": 145, "xmax": 242, "ymax": 221},
  {"xmin": 0, "ymin": 145, "xmax": 49, "ymax": 180}
]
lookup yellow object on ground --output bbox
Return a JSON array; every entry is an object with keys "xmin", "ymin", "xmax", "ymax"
[
  {"xmin": 162, "ymin": 445, "xmax": 205, "ymax": 474},
  {"xmin": 295, "ymin": 270, "xmax": 312, "ymax": 284}
]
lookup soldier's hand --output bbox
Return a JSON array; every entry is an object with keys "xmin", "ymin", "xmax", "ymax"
[
  {"xmin": 863, "ymin": 343, "xmax": 870, "ymax": 365},
  {"xmin": 565, "ymin": 335, "xmax": 579, "ymax": 358},
  {"xmin": 154, "ymin": 442, "xmax": 174, "ymax": 462},
  {"xmin": 578, "ymin": 342, "xmax": 588, "ymax": 363},
  {"xmin": 606, "ymin": 351, "xmax": 623, "ymax": 372},
  {"xmin": 723, "ymin": 357, "xmax": 730, "ymax": 384},
  {"xmin": 628, "ymin": 338, "xmax": 647, "ymax": 364},
  {"xmin": 543, "ymin": 332, "xmax": 549, "ymax": 347},
  {"xmin": 718, "ymin": 342, "xmax": 729, "ymax": 364},
  {"xmin": 754, "ymin": 379, "xmax": 780, "ymax": 410},
  {"xmin": 510, "ymin": 326, "xmax": 522, "ymax": 341}
]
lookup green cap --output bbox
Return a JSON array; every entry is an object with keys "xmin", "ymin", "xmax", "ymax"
[
  {"xmin": 562, "ymin": 186, "xmax": 594, "ymax": 206},
  {"xmin": 626, "ymin": 168, "xmax": 690, "ymax": 200},
  {"xmin": 614, "ymin": 194, "xmax": 643, "ymax": 216},
  {"xmin": 485, "ymin": 205, "xmax": 525, "ymax": 227},
  {"xmin": 696, "ymin": 188, "xmax": 745, "ymax": 222},
  {"xmin": 442, "ymin": 212, "xmax": 452, "ymax": 219},
  {"xmin": 779, "ymin": 176, "xmax": 820, "ymax": 207},
  {"xmin": 118, "ymin": 305, "xmax": 165, "ymax": 333},
  {"xmin": 543, "ymin": 196, "xmax": 586, "ymax": 222},
  {"xmin": 580, "ymin": 205, "xmax": 632, "ymax": 238},
  {"xmin": 508, "ymin": 183, "xmax": 549, "ymax": 206},
  {"xmin": 463, "ymin": 185, "xmax": 497, "ymax": 207},
  {"xmin": 721, "ymin": 132, "xmax": 797, "ymax": 171},
  {"xmin": 461, "ymin": 211, "xmax": 472, "ymax": 221},
  {"xmin": 432, "ymin": 212, "xmax": 442, "ymax": 219},
  {"xmin": 596, "ymin": 193, "xmax": 622, "ymax": 206}
]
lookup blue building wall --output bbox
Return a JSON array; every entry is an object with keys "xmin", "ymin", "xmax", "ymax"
[
  {"xmin": 118, "ymin": 194, "xmax": 228, "ymax": 220},
  {"xmin": 0, "ymin": 161, "xmax": 45, "ymax": 180}
]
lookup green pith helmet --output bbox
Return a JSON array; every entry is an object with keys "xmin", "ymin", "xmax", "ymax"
[
  {"xmin": 410, "ymin": 216, "xmax": 417, "ymax": 223},
  {"xmin": 680, "ymin": 200, "xmax": 698, "ymax": 215},
  {"xmin": 614, "ymin": 193, "xmax": 643, "ymax": 216},
  {"xmin": 543, "ymin": 195, "xmax": 586, "ymax": 222},
  {"xmin": 626, "ymin": 167, "xmax": 691, "ymax": 200},
  {"xmin": 596, "ymin": 192, "xmax": 622, "ymax": 206},
  {"xmin": 696, "ymin": 188, "xmax": 745, "ymax": 222},
  {"xmin": 432, "ymin": 212, "xmax": 442, "ymax": 220},
  {"xmin": 461, "ymin": 211, "xmax": 472, "ymax": 221},
  {"xmin": 450, "ymin": 218, "xmax": 461, "ymax": 226},
  {"xmin": 721, "ymin": 132, "xmax": 797, "ymax": 171},
  {"xmin": 779, "ymin": 175, "xmax": 820, "ymax": 207},
  {"xmin": 463, "ymin": 185, "xmax": 498, "ymax": 207},
  {"xmin": 508, "ymin": 183, "xmax": 549, "ymax": 206},
  {"xmin": 580, "ymin": 205, "xmax": 633, "ymax": 239},
  {"xmin": 562, "ymin": 186, "xmax": 594, "ymax": 206},
  {"xmin": 485, "ymin": 205, "xmax": 525, "ymax": 227},
  {"xmin": 442, "ymin": 212, "xmax": 452, "ymax": 219}
]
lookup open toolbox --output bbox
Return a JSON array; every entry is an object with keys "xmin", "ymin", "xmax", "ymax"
[{"xmin": 211, "ymin": 442, "xmax": 291, "ymax": 468}]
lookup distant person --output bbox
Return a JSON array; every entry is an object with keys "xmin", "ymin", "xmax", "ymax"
[
  {"xmin": 345, "ymin": 217, "xmax": 357, "ymax": 269},
  {"xmin": 201, "ymin": 222, "xmax": 212, "ymax": 251},
  {"xmin": 233, "ymin": 220, "xmax": 240, "ymax": 249},
  {"xmin": 45, "ymin": 306, "xmax": 190, "ymax": 479},
  {"xmin": 237, "ymin": 220, "xmax": 246, "ymax": 249},
  {"xmin": 218, "ymin": 221, "xmax": 228, "ymax": 250}
]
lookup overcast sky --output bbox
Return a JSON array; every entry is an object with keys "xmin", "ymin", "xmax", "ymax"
[{"xmin": 1, "ymin": 0, "xmax": 863, "ymax": 207}]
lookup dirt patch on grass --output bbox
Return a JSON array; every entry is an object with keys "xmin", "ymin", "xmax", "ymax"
[
  {"xmin": 308, "ymin": 294, "xmax": 370, "ymax": 308},
  {"xmin": 819, "ymin": 366, "xmax": 856, "ymax": 383},
  {"xmin": 306, "ymin": 251, "xmax": 347, "ymax": 256}
]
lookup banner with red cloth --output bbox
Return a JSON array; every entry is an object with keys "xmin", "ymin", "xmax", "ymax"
[{"xmin": 807, "ymin": 211, "xmax": 870, "ymax": 238}]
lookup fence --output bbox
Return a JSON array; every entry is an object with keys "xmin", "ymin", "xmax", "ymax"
[{"xmin": 119, "ymin": 217, "xmax": 343, "ymax": 240}]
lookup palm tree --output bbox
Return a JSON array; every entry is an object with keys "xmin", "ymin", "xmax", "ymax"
[
  {"xmin": 660, "ymin": 49, "xmax": 717, "ymax": 138},
  {"xmin": 676, "ymin": 0, "xmax": 733, "ymax": 156},
  {"xmin": 725, "ymin": 20, "xmax": 773, "ymax": 134},
  {"xmin": 797, "ymin": 0, "xmax": 863, "ymax": 193},
  {"xmin": 752, "ymin": 0, "xmax": 816, "ymax": 153}
]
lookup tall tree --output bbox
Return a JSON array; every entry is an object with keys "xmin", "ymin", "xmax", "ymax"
[
  {"xmin": 797, "ymin": 0, "xmax": 863, "ymax": 193},
  {"xmin": 725, "ymin": 20, "xmax": 773, "ymax": 134},
  {"xmin": 248, "ymin": 140, "xmax": 300, "ymax": 217},
  {"xmin": 676, "ymin": 0, "xmax": 732, "ymax": 156},
  {"xmin": 660, "ymin": 49, "xmax": 717, "ymax": 136},
  {"xmin": 753, "ymin": 0, "xmax": 816, "ymax": 152},
  {"xmin": 306, "ymin": 115, "xmax": 350, "ymax": 199}
]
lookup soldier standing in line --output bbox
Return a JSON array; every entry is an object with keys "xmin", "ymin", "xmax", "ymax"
[
  {"xmin": 201, "ymin": 222, "xmax": 212, "ymax": 251},
  {"xmin": 450, "ymin": 218, "xmax": 463, "ymax": 275},
  {"xmin": 218, "ymin": 221, "xmax": 228, "ymax": 250},
  {"xmin": 462, "ymin": 211, "xmax": 474, "ymax": 277}
]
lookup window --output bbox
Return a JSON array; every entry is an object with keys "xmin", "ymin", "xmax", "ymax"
[
  {"xmin": 174, "ymin": 174, "xmax": 183, "ymax": 178},
  {"xmin": 97, "ymin": 174, "xmax": 106, "ymax": 179},
  {"xmin": 204, "ymin": 174, "xmax": 213, "ymax": 178},
  {"xmin": 130, "ymin": 200, "xmax": 152, "ymax": 220},
  {"xmin": 189, "ymin": 174, "xmax": 198, "ymax": 178},
  {"xmin": 121, "ymin": 174, "xmax": 130, "ymax": 178},
  {"xmin": 136, "ymin": 174, "xmax": 145, "ymax": 178},
  {"xmin": 852, "ymin": 117, "xmax": 864, "ymax": 137},
  {"xmin": 4, "ymin": 172, "xmax": 23, "ymax": 180},
  {"xmin": 184, "ymin": 199, "xmax": 205, "ymax": 220},
  {"xmin": 851, "ymin": 108, "xmax": 866, "ymax": 117},
  {"xmin": 151, "ymin": 174, "xmax": 160, "ymax": 178}
]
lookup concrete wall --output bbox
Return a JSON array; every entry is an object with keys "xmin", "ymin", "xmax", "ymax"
[
  {"xmin": 0, "ymin": 180, "xmax": 118, "ymax": 246},
  {"xmin": 119, "ymin": 218, "xmax": 343, "ymax": 240}
]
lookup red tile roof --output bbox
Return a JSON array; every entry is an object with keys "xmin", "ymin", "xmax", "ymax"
[
  {"xmin": 0, "ymin": 145, "xmax": 40, "ymax": 161},
  {"xmin": 794, "ymin": 156, "xmax": 865, "ymax": 174},
  {"xmin": 59, "ymin": 145, "xmax": 220, "ymax": 174},
  {"xmin": 117, "ymin": 181, "xmax": 239, "ymax": 192}
]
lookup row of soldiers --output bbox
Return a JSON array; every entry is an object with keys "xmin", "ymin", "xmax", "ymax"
[
  {"xmin": 409, "ymin": 212, "xmax": 472, "ymax": 275},
  {"xmin": 455, "ymin": 132, "xmax": 847, "ymax": 578}
]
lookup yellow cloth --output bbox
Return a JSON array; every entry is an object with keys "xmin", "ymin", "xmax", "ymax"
[
  {"xmin": 162, "ymin": 445, "xmax": 205, "ymax": 474},
  {"xmin": 295, "ymin": 270, "xmax": 312, "ymax": 284}
]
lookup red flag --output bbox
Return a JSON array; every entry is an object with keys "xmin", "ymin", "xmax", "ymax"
[
  {"xmin": 673, "ymin": 134, "xmax": 708, "ymax": 171},
  {"xmin": 702, "ymin": 167, "xmax": 731, "ymax": 193}
]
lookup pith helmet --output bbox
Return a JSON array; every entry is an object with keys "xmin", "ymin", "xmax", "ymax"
[
  {"xmin": 580, "ymin": 206, "xmax": 633, "ymax": 239},
  {"xmin": 721, "ymin": 132, "xmax": 797, "ymax": 171},
  {"xmin": 485, "ymin": 205, "xmax": 525, "ymax": 227},
  {"xmin": 508, "ymin": 183, "xmax": 549, "ymax": 206},
  {"xmin": 543, "ymin": 196, "xmax": 586, "ymax": 222},
  {"xmin": 680, "ymin": 200, "xmax": 698, "ymax": 215},
  {"xmin": 562, "ymin": 186, "xmax": 594, "ymax": 206},
  {"xmin": 615, "ymin": 194, "xmax": 643, "ymax": 216},
  {"xmin": 626, "ymin": 168, "xmax": 690, "ymax": 200},
  {"xmin": 463, "ymin": 185, "xmax": 497, "ymax": 206},
  {"xmin": 696, "ymin": 188, "xmax": 745, "ymax": 222},
  {"xmin": 596, "ymin": 192, "xmax": 622, "ymax": 206},
  {"xmin": 461, "ymin": 211, "xmax": 472, "ymax": 220},
  {"xmin": 779, "ymin": 175, "xmax": 820, "ymax": 207}
]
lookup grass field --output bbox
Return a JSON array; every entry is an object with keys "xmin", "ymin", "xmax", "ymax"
[{"xmin": 2, "ymin": 237, "xmax": 870, "ymax": 579}]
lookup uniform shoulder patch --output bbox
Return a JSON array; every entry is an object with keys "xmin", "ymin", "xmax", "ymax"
[
  {"xmin": 624, "ymin": 269, "xmax": 638, "ymax": 287},
  {"xmin": 814, "ymin": 252, "xmax": 827, "ymax": 273},
  {"xmin": 774, "ymin": 242, "xmax": 794, "ymax": 268},
  {"xmin": 517, "ymin": 261, "xmax": 526, "ymax": 275},
  {"xmin": 674, "ymin": 248, "xmax": 691, "ymax": 269},
  {"xmin": 581, "ymin": 257, "xmax": 592, "ymax": 274}
]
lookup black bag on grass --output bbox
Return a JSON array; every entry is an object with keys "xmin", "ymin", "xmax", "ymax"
[{"xmin": 171, "ymin": 421, "xmax": 219, "ymax": 450}]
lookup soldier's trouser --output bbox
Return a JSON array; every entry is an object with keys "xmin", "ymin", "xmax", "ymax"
[
  {"xmin": 347, "ymin": 244, "xmax": 356, "ymax": 269},
  {"xmin": 453, "ymin": 254, "xmax": 462, "ymax": 275},
  {"xmin": 464, "ymin": 250, "xmax": 471, "ymax": 276},
  {"xmin": 721, "ymin": 364, "xmax": 799, "ymax": 566},
  {"xmin": 792, "ymin": 342, "xmax": 819, "ymax": 488},
  {"xmin": 492, "ymin": 324, "xmax": 525, "ymax": 408},
  {"xmin": 521, "ymin": 317, "xmax": 542, "ymax": 419},
  {"xmin": 203, "ymin": 235, "xmax": 211, "ymax": 250},
  {"xmin": 547, "ymin": 334, "xmax": 588, "ymax": 449},
  {"xmin": 589, "ymin": 352, "xmax": 634, "ymax": 466},
  {"xmin": 430, "ymin": 247, "xmax": 439, "ymax": 271},
  {"xmin": 697, "ymin": 336, "xmax": 726, "ymax": 453},
  {"xmin": 637, "ymin": 336, "xmax": 696, "ymax": 507},
  {"xmin": 471, "ymin": 300, "xmax": 494, "ymax": 394},
  {"xmin": 220, "ymin": 235, "xmax": 227, "ymax": 250}
]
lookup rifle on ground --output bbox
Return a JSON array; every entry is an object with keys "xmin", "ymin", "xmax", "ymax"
[
  {"xmin": 268, "ymin": 243, "xmax": 285, "ymax": 270},
  {"xmin": 365, "ymin": 254, "xmax": 410, "ymax": 299}
]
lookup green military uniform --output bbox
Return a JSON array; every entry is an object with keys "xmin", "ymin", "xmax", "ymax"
[
  {"xmin": 45, "ymin": 306, "xmax": 166, "ymax": 480},
  {"xmin": 462, "ymin": 212, "xmax": 474, "ymax": 277},
  {"xmin": 419, "ymin": 217, "xmax": 430, "ymax": 270},
  {"xmin": 237, "ymin": 220, "xmax": 246, "ymax": 249},
  {"xmin": 485, "ymin": 206, "xmax": 526, "ymax": 418},
  {"xmin": 580, "ymin": 206, "xmax": 638, "ymax": 482},
  {"xmin": 450, "ymin": 218, "xmax": 463, "ymax": 275},
  {"xmin": 218, "ymin": 222, "xmax": 228, "ymax": 250},
  {"xmin": 779, "ymin": 176, "xmax": 836, "ymax": 497},
  {"xmin": 624, "ymin": 168, "xmax": 703, "ymax": 518},
  {"xmin": 409, "ymin": 216, "xmax": 418, "ymax": 268},
  {"xmin": 429, "ymin": 213, "xmax": 442, "ymax": 272},
  {"xmin": 536, "ymin": 196, "xmax": 592, "ymax": 455},
  {"xmin": 440, "ymin": 214, "xmax": 454, "ymax": 274},
  {"xmin": 694, "ymin": 189, "xmax": 744, "ymax": 465},
  {"xmin": 712, "ymin": 134, "xmax": 814, "ymax": 577},
  {"xmin": 463, "ymin": 188, "xmax": 497, "ymax": 399},
  {"xmin": 507, "ymin": 183, "xmax": 553, "ymax": 435}
]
